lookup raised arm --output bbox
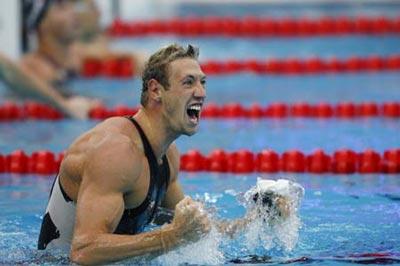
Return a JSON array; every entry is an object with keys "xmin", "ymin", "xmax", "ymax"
[{"xmin": 70, "ymin": 137, "xmax": 210, "ymax": 265}]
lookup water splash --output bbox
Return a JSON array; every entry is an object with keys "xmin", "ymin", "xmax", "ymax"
[
  {"xmin": 155, "ymin": 226, "xmax": 224, "ymax": 266},
  {"xmin": 154, "ymin": 179, "xmax": 305, "ymax": 265},
  {"xmin": 243, "ymin": 210, "xmax": 302, "ymax": 253},
  {"xmin": 241, "ymin": 178, "xmax": 305, "ymax": 253}
]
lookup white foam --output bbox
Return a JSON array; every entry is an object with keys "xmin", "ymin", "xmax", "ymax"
[
  {"xmin": 154, "ymin": 178, "xmax": 305, "ymax": 264},
  {"xmin": 243, "ymin": 178, "xmax": 305, "ymax": 252},
  {"xmin": 156, "ymin": 227, "xmax": 224, "ymax": 266},
  {"xmin": 245, "ymin": 178, "xmax": 305, "ymax": 210}
]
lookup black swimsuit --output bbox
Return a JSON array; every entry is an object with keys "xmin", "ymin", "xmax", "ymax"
[
  {"xmin": 37, "ymin": 117, "xmax": 170, "ymax": 249},
  {"xmin": 114, "ymin": 117, "xmax": 170, "ymax": 234}
]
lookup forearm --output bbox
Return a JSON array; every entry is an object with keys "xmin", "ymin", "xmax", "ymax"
[
  {"xmin": 70, "ymin": 224, "xmax": 179, "ymax": 265},
  {"xmin": 214, "ymin": 218, "xmax": 248, "ymax": 237},
  {"xmin": 0, "ymin": 56, "xmax": 70, "ymax": 116},
  {"xmin": 214, "ymin": 210, "xmax": 257, "ymax": 237}
]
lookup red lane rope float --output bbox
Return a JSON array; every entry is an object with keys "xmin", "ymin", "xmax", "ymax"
[
  {"xmin": 81, "ymin": 55, "xmax": 400, "ymax": 77},
  {"xmin": 1, "ymin": 148, "xmax": 399, "ymax": 175},
  {"xmin": 0, "ymin": 150, "xmax": 64, "ymax": 175},
  {"xmin": 107, "ymin": 17, "xmax": 400, "ymax": 37},
  {"xmin": 182, "ymin": 148, "xmax": 400, "ymax": 174},
  {"xmin": 82, "ymin": 56, "xmax": 135, "ymax": 78},
  {"xmin": 1, "ymin": 102, "xmax": 400, "ymax": 122}
]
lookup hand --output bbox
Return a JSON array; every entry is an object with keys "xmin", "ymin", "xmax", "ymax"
[
  {"xmin": 171, "ymin": 196, "xmax": 211, "ymax": 243},
  {"xmin": 275, "ymin": 195, "xmax": 290, "ymax": 219},
  {"xmin": 64, "ymin": 96, "xmax": 102, "ymax": 119}
]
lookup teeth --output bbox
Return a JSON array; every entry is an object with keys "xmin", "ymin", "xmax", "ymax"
[{"xmin": 188, "ymin": 105, "xmax": 201, "ymax": 111}]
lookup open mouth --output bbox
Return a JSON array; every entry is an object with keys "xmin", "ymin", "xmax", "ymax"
[{"xmin": 186, "ymin": 103, "xmax": 202, "ymax": 124}]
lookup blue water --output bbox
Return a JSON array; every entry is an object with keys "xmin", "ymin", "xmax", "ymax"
[
  {"xmin": 177, "ymin": 2, "xmax": 400, "ymax": 18},
  {"xmin": 1, "ymin": 2, "xmax": 400, "ymax": 265},
  {"xmin": 112, "ymin": 36, "xmax": 400, "ymax": 60},
  {"xmin": 1, "ymin": 173, "xmax": 400, "ymax": 265},
  {"xmin": 1, "ymin": 119, "xmax": 399, "ymax": 155},
  {"xmin": 63, "ymin": 72, "xmax": 400, "ymax": 106}
]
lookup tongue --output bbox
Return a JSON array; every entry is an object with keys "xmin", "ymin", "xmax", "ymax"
[
  {"xmin": 187, "ymin": 110, "xmax": 198, "ymax": 123},
  {"xmin": 189, "ymin": 114, "xmax": 198, "ymax": 123}
]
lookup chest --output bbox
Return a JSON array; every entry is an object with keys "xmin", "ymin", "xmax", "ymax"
[{"xmin": 123, "ymin": 157, "xmax": 169, "ymax": 210}]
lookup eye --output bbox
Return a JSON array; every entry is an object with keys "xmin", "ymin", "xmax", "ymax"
[
  {"xmin": 183, "ymin": 79, "xmax": 194, "ymax": 86},
  {"xmin": 201, "ymin": 79, "xmax": 207, "ymax": 86}
]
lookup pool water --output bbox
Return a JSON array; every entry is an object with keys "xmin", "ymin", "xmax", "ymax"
[
  {"xmin": 1, "ymin": 2, "xmax": 400, "ymax": 265},
  {"xmin": 1, "ymin": 173, "xmax": 400, "ymax": 265}
]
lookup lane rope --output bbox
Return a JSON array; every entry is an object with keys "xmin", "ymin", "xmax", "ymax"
[
  {"xmin": 1, "ymin": 148, "xmax": 399, "ymax": 175},
  {"xmin": 107, "ymin": 17, "xmax": 400, "ymax": 37},
  {"xmin": 80, "ymin": 55, "xmax": 400, "ymax": 78},
  {"xmin": 1, "ymin": 101, "xmax": 400, "ymax": 121}
]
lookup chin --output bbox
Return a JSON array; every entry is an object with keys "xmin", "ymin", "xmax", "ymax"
[{"xmin": 183, "ymin": 127, "xmax": 198, "ymax": 136}]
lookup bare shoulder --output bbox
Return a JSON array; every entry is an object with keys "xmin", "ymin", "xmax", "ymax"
[
  {"xmin": 65, "ymin": 117, "xmax": 144, "ymax": 192},
  {"xmin": 166, "ymin": 142, "xmax": 180, "ymax": 182}
]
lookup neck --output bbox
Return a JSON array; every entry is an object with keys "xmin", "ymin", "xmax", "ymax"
[
  {"xmin": 37, "ymin": 34, "xmax": 70, "ymax": 69},
  {"xmin": 134, "ymin": 107, "xmax": 179, "ymax": 162}
]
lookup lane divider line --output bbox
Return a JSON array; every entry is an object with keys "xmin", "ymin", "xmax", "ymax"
[
  {"xmin": 80, "ymin": 55, "xmax": 400, "ymax": 78},
  {"xmin": 108, "ymin": 17, "xmax": 400, "ymax": 37},
  {"xmin": 1, "ymin": 148, "xmax": 399, "ymax": 175},
  {"xmin": 1, "ymin": 101, "xmax": 400, "ymax": 121}
]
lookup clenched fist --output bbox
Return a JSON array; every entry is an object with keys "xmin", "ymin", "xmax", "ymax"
[{"xmin": 172, "ymin": 196, "xmax": 211, "ymax": 243}]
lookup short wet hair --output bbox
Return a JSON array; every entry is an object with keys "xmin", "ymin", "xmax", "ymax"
[{"xmin": 140, "ymin": 44, "xmax": 200, "ymax": 106}]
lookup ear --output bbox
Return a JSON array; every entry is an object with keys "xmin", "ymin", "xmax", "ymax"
[{"xmin": 147, "ymin": 79, "xmax": 163, "ymax": 103}]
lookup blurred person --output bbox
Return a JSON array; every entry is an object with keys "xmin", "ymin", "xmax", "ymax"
[
  {"xmin": 37, "ymin": 44, "xmax": 293, "ymax": 264},
  {"xmin": 0, "ymin": 0, "xmax": 99, "ymax": 119}
]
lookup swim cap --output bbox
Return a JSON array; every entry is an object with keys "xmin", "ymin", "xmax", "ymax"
[{"xmin": 23, "ymin": 0, "xmax": 55, "ymax": 31}]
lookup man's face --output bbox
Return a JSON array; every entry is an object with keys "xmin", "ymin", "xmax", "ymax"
[
  {"xmin": 43, "ymin": 0, "xmax": 79, "ymax": 43},
  {"xmin": 160, "ymin": 58, "xmax": 206, "ymax": 136}
]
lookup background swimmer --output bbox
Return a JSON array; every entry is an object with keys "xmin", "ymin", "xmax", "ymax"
[
  {"xmin": 0, "ymin": 0, "xmax": 100, "ymax": 119},
  {"xmin": 1, "ymin": 0, "xmax": 148, "ymax": 119}
]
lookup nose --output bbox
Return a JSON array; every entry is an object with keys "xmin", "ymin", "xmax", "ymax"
[{"xmin": 194, "ymin": 83, "xmax": 206, "ymax": 99}]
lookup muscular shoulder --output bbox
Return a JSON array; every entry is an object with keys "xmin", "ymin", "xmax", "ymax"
[
  {"xmin": 87, "ymin": 132, "xmax": 143, "ymax": 192},
  {"xmin": 166, "ymin": 142, "xmax": 180, "ymax": 182},
  {"xmin": 68, "ymin": 117, "xmax": 144, "ymax": 193}
]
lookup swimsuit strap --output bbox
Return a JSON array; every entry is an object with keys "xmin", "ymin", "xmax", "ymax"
[
  {"xmin": 125, "ymin": 117, "xmax": 171, "ymax": 224},
  {"xmin": 128, "ymin": 117, "xmax": 158, "ymax": 170}
]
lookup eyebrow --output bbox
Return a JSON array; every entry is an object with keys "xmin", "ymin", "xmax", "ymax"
[{"xmin": 180, "ymin": 74, "xmax": 207, "ymax": 82}]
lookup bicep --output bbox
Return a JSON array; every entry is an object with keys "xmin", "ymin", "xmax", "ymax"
[
  {"xmin": 72, "ymin": 136, "xmax": 142, "ymax": 240},
  {"xmin": 73, "ymin": 184, "xmax": 125, "ymax": 238}
]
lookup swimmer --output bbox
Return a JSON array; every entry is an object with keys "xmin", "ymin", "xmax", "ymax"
[
  {"xmin": 37, "ymin": 44, "xmax": 292, "ymax": 265},
  {"xmin": 0, "ymin": 0, "xmax": 100, "ymax": 119}
]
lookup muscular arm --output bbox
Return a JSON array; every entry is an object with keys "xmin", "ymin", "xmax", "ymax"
[{"xmin": 70, "ymin": 137, "xmax": 179, "ymax": 265}]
